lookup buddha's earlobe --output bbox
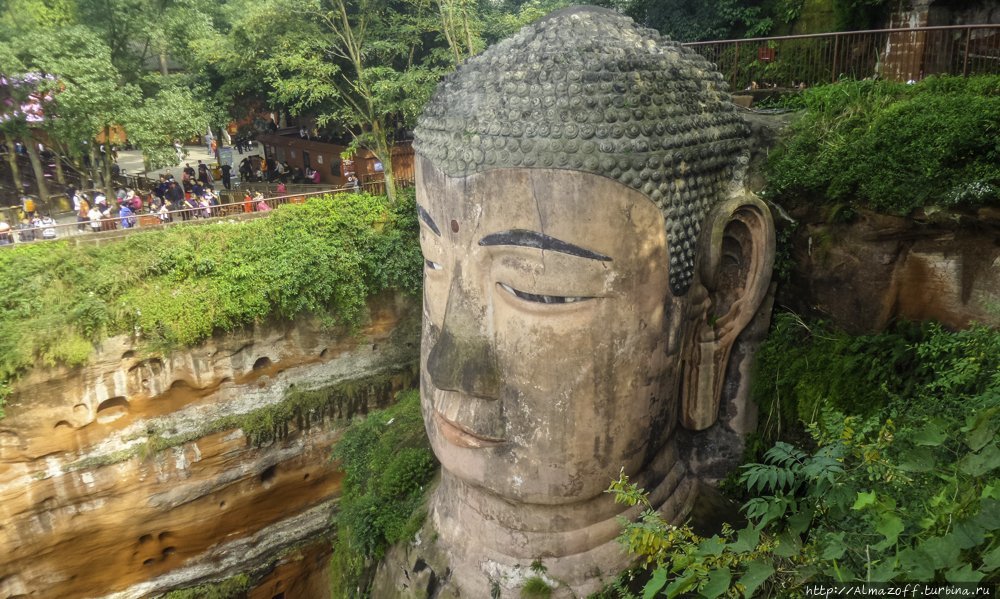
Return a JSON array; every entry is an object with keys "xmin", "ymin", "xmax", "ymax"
[{"xmin": 680, "ymin": 194, "xmax": 775, "ymax": 431}]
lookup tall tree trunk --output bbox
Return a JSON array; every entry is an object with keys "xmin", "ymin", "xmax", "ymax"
[
  {"xmin": 2, "ymin": 135, "xmax": 23, "ymax": 193},
  {"xmin": 462, "ymin": 1, "xmax": 475, "ymax": 57},
  {"xmin": 88, "ymin": 145, "xmax": 101, "ymax": 189},
  {"xmin": 159, "ymin": 50, "xmax": 169, "ymax": 76},
  {"xmin": 24, "ymin": 136, "xmax": 50, "ymax": 207},
  {"xmin": 103, "ymin": 125, "xmax": 114, "ymax": 202},
  {"xmin": 53, "ymin": 149, "xmax": 66, "ymax": 185}
]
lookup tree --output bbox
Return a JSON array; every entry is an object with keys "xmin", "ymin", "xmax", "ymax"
[
  {"xmin": 123, "ymin": 84, "xmax": 209, "ymax": 170},
  {"xmin": 220, "ymin": 0, "xmax": 452, "ymax": 200},
  {"xmin": 0, "ymin": 42, "xmax": 28, "ymax": 198},
  {"xmin": 436, "ymin": 0, "xmax": 481, "ymax": 63},
  {"xmin": 26, "ymin": 27, "xmax": 138, "ymax": 199}
]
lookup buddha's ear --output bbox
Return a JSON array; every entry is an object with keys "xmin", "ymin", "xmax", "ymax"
[{"xmin": 680, "ymin": 194, "xmax": 775, "ymax": 431}]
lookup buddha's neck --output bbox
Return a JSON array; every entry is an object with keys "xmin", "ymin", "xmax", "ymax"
[{"xmin": 429, "ymin": 438, "xmax": 693, "ymax": 560}]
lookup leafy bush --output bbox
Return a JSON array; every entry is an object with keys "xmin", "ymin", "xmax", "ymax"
[
  {"xmin": 328, "ymin": 390, "xmax": 437, "ymax": 597},
  {"xmin": 521, "ymin": 575, "xmax": 553, "ymax": 598},
  {"xmin": 610, "ymin": 315, "xmax": 1000, "ymax": 597},
  {"xmin": 766, "ymin": 76, "xmax": 1000, "ymax": 214},
  {"xmin": 0, "ymin": 190, "xmax": 422, "ymax": 412}
]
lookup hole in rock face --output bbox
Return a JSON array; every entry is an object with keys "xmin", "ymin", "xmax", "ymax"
[
  {"xmin": 142, "ymin": 558, "xmax": 156, "ymax": 566},
  {"xmin": 158, "ymin": 531, "xmax": 173, "ymax": 542},
  {"xmin": 122, "ymin": 350, "xmax": 135, "ymax": 359},
  {"xmin": 272, "ymin": 593, "xmax": 285, "ymax": 599},
  {"xmin": 161, "ymin": 547, "xmax": 176, "ymax": 558},
  {"xmin": 303, "ymin": 473, "xmax": 310, "ymax": 481},
  {"xmin": 95, "ymin": 397, "xmax": 130, "ymax": 424},
  {"xmin": 319, "ymin": 348, "xmax": 328, "ymax": 358},
  {"xmin": 170, "ymin": 379, "xmax": 192, "ymax": 390},
  {"xmin": 260, "ymin": 465, "xmax": 277, "ymax": 485},
  {"xmin": 73, "ymin": 403, "xmax": 88, "ymax": 416},
  {"xmin": 219, "ymin": 500, "xmax": 226, "ymax": 509},
  {"xmin": 139, "ymin": 534, "xmax": 153, "ymax": 544},
  {"xmin": 252, "ymin": 357, "xmax": 272, "ymax": 371},
  {"xmin": 54, "ymin": 420, "xmax": 73, "ymax": 430}
]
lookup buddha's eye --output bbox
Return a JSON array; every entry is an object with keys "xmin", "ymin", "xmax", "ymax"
[
  {"xmin": 425, "ymin": 259, "xmax": 443, "ymax": 271},
  {"xmin": 497, "ymin": 282, "xmax": 592, "ymax": 305}
]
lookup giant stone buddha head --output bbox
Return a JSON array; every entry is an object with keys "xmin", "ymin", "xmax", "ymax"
[{"xmin": 412, "ymin": 6, "xmax": 774, "ymax": 596}]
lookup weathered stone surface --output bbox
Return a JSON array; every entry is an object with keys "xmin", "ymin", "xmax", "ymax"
[
  {"xmin": 415, "ymin": 5, "xmax": 750, "ymax": 295},
  {"xmin": 0, "ymin": 293, "xmax": 420, "ymax": 598},
  {"xmin": 737, "ymin": 109, "xmax": 1000, "ymax": 334},
  {"xmin": 409, "ymin": 7, "xmax": 776, "ymax": 597},
  {"xmin": 780, "ymin": 207, "xmax": 1000, "ymax": 333}
]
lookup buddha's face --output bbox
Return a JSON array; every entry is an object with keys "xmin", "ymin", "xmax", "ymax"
[{"xmin": 418, "ymin": 158, "xmax": 689, "ymax": 505}]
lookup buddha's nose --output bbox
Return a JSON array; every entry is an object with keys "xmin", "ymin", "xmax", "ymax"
[{"xmin": 426, "ymin": 267, "xmax": 502, "ymax": 400}]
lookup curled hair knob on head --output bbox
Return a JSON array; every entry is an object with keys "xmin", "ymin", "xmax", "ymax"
[{"xmin": 414, "ymin": 6, "xmax": 749, "ymax": 295}]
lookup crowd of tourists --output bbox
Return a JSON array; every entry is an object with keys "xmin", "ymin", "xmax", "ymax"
[
  {"xmin": 238, "ymin": 155, "xmax": 321, "ymax": 184},
  {"xmin": 0, "ymin": 160, "xmax": 276, "ymax": 245}
]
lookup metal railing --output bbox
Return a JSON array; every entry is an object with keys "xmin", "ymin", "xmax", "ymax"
[
  {"xmin": 683, "ymin": 24, "xmax": 1000, "ymax": 91},
  {"xmin": 0, "ymin": 178, "xmax": 414, "ymax": 247}
]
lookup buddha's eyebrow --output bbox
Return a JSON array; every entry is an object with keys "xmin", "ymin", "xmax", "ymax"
[
  {"xmin": 479, "ymin": 229, "xmax": 612, "ymax": 262},
  {"xmin": 416, "ymin": 204, "xmax": 440, "ymax": 236}
]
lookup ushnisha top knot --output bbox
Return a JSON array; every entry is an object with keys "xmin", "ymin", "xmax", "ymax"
[{"xmin": 414, "ymin": 6, "xmax": 749, "ymax": 295}]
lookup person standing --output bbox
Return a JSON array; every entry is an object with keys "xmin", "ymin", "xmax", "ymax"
[
  {"xmin": 166, "ymin": 181, "xmax": 183, "ymax": 215},
  {"xmin": 21, "ymin": 196, "xmax": 36, "ymax": 219},
  {"xmin": 73, "ymin": 190, "xmax": 90, "ymax": 231},
  {"xmin": 220, "ymin": 163, "xmax": 232, "ymax": 190},
  {"xmin": 119, "ymin": 203, "xmax": 136, "ymax": 228},
  {"xmin": 88, "ymin": 204, "xmax": 103, "ymax": 233}
]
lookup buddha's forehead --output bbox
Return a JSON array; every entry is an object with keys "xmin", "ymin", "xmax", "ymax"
[
  {"xmin": 419, "ymin": 164, "xmax": 666, "ymax": 258},
  {"xmin": 414, "ymin": 6, "xmax": 748, "ymax": 294}
]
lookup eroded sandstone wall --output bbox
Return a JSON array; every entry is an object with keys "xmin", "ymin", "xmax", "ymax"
[
  {"xmin": 747, "ymin": 112, "xmax": 1000, "ymax": 334},
  {"xmin": 0, "ymin": 293, "xmax": 420, "ymax": 599},
  {"xmin": 779, "ymin": 206, "xmax": 1000, "ymax": 332}
]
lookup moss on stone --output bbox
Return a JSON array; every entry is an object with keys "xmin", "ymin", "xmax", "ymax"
[{"xmin": 157, "ymin": 573, "xmax": 250, "ymax": 599}]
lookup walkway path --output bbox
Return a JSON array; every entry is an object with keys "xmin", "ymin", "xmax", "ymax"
[{"xmin": 115, "ymin": 142, "xmax": 264, "ymax": 186}]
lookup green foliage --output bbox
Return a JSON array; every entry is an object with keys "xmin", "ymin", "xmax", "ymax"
[
  {"xmin": 480, "ymin": 0, "xmax": 574, "ymax": 44},
  {"xmin": 124, "ymin": 84, "xmax": 210, "ymax": 169},
  {"xmin": 329, "ymin": 390, "xmax": 437, "ymax": 597},
  {"xmin": 610, "ymin": 314, "xmax": 1000, "ymax": 596},
  {"xmin": 766, "ymin": 76, "xmax": 1000, "ymax": 214},
  {"xmin": 159, "ymin": 573, "xmax": 251, "ymax": 599},
  {"xmin": 0, "ymin": 191, "xmax": 421, "ymax": 417},
  {"xmin": 609, "ymin": 472, "xmax": 782, "ymax": 598},
  {"xmin": 832, "ymin": 0, "xmax": 892, "ymax": 31},
  {"xmin": 751, "ymin": 313, "xmax": 922, "ymax": 445},
  {"xmin": 604, "ymin": 0, "xmax": 773, "ymax": 42},
  {"xmin": 521, "ymin": 576, "xmax": 554, "ymax": 598},
  {"xmin": 752, "ymin": 313, "xmax": 1000, "ymax": 446}
]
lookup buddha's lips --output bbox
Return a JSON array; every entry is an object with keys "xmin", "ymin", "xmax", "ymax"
[{"xmin": 434, "ymin": 411, "xmax": 504, "ymax": 448}]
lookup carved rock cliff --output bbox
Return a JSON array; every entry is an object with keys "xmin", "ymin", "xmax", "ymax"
[{"xmin": 0, "ymin": 293, "xmax": 420, "ymax": 598}]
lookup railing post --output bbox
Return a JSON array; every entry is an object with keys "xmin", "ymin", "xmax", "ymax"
[
  {"xmin": 962, "ymin": 26, "xmax": 971, "ymax": 76},
  {"xmin": 831, "ymin": 33, "xmax": 841, "ymax": 82},
  {"xmin": 734, "ymin": 41, "xmax": 741, "ymax": 90}
]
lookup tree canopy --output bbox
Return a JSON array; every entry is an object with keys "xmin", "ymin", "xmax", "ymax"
[{"xmin": 1, "ymin": 0, "xmax": 893, "ymax": 200}]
